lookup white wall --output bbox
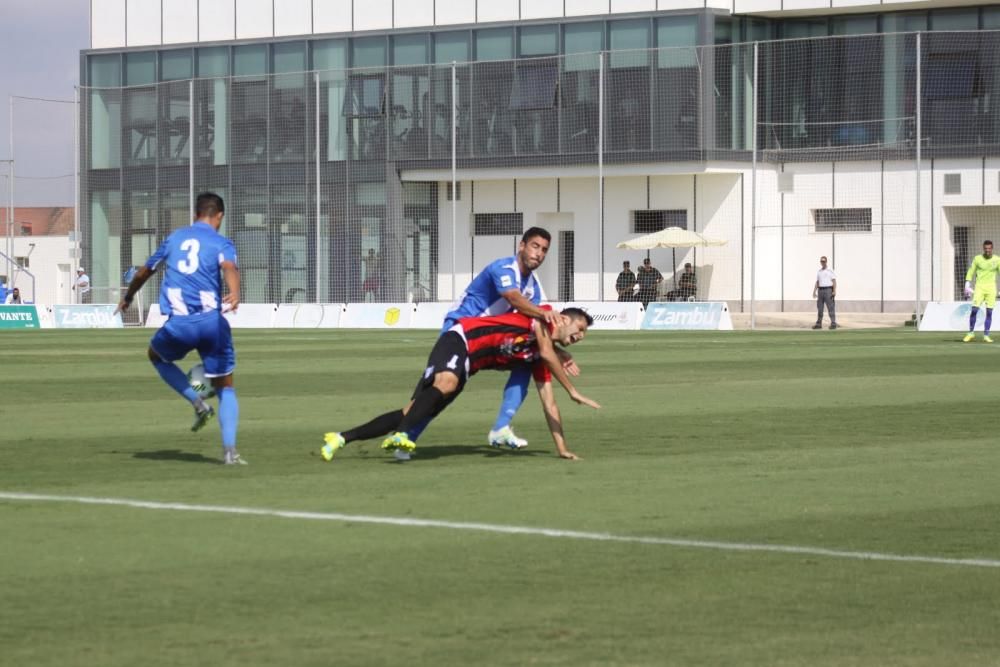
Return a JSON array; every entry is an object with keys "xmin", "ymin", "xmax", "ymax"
[
  {"xmin": 5, "ymin": 237, "xmax": 75, "ymax": 306},
  {"xmin": 199, "ymin": 0, "xmax": 237, "ymax": 42},
  {"xmin": 236, "ymin": 0, "xmax": 274, "ymax": 39},
  {"xmin": 126, "ymin": 0, "xmax": 162, "ymax": 46},
  {"xmin": 162, "ymin": 0, "xmax": 199, "ymax": 44},
  {"xmin": 429, "ymin": 157, "xmax": 983, "ymax": 310}
]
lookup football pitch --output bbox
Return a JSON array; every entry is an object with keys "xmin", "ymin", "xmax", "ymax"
[{"xmin": 2, "ymin": 327, "xmax": 999, "ymax": 666}]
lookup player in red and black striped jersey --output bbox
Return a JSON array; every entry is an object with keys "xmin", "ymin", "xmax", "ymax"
[{"xmin": 321, "ymin": 307, "xmax": 600, "ymax": 461}]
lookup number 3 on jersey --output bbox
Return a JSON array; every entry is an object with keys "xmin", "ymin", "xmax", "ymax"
[{"xmin": 177, "ymin": 239, "xmax": 200, "ymax": 274}]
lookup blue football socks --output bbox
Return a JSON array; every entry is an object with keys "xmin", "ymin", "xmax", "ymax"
[
  {"xmin": 491, "ymin": 366, "xmax": 532, "ymax": 432},
  {"xmin": 152, "ymin": 358, "xmax": 201, "ymax": 404},
  {"xmin": 986, "ymin": 308, "xmax": 994, "ymax": 336},
  {"xmin": 969, "ymin": 306, "xmax": 980, "ymax": 333},
  {"xmin": 218, "ymin": 387, "xmax": 239, "ymax": 448}
]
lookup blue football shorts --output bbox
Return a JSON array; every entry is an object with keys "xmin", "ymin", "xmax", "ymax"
[{"xmin": 150, "ymin": 310, "xmax": 236, "ymax": 377}]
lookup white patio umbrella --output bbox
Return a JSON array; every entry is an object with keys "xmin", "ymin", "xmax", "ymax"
[
  {"xmin": 615, "ymin": 226, "xmax": 728, "ymax": 250},
  {"xmin": 616, "ymin": 227, "xmax": 728, "ymax": 295}
]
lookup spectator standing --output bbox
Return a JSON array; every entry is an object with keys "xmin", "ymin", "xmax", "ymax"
[
  {"xmin": 812, "ymin": 256, "xmax": 838, "ymax": 330},
  {"xmin": 635, "ymin": 257, "xmax": 663, "ymax": 308},
  {"xmin": 363, "ymin": 249, "xmax": 381, "ymax": 302},
  {"xmin": 615, "ymin": 261, "xmax": 636, "ymax": 302},
  {"xmin": 74, "ymin": 268, "xmax": 91, "ymax": 304}
]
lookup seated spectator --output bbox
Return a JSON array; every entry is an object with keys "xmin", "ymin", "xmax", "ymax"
[
  {"xmin": 667, "ymin": 263, "xmax": 697, "ymax": 301},
  {"xmin": 4, "ymin": 287, "xmax": 22, "ymax": 304}
]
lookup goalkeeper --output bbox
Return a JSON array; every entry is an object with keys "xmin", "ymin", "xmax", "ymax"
[{"xmin": 963, "ymin": 240, "xmax": 1000, "ymax": 343}]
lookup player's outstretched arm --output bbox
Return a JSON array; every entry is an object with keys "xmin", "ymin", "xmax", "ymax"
[
  {"xmin": 221, "ymin": 260, "xmax": 241, "ymax": 312},
  {"xmin": 534, "ymin": 321, "xmax": 600, "ymax": 409},
  {"xmin": 115, "ymin": 266, "xmax": 156, "ymax": 314},
  {"xmin": 535, "ymin": 378, "xmax": 579, "ymax": 460}
]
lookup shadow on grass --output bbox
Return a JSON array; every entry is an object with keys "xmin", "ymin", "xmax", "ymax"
[
  {"xmin": 383, "ymin": 445, "xmax": 547, "ymax": 463},
  {"xmin": 132, "ymin": 449, "xmax": 220, "ymax": 465}
]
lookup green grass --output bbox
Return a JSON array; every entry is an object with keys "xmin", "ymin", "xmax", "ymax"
[{"xmin": 2, "ymin": 328, "xmax": 999, "ymax": 666}]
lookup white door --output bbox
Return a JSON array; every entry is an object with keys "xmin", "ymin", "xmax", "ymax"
[{"xmin": 57, "ymin": 264, "xmax": 71, "ymax": 304}]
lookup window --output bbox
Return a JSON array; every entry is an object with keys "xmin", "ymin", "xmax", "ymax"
[
  {"xmin": 393, "ymin": 34, "xmax": 429, "ymax": 66},
  {"xmin": 945, "ymin": 173, "xmax": 962, "ymax": 194},
  {"xmin": 343, "ymin": 76, "xmax": 385, "ymax": 116},
  {"xmin": 15, "ymin": 256, "xmax": 29, "ymax": 268},
  {"xmin": 312, "ymin": 39, "xmax": 347, "ymax": 71},
  {"xmin": 520, "ymin": 25, "xmax": 557, "ymax": 57},
  {"xmin": 197, "ymin": 47, "xmax": 230, "ymax": 78},
  {"xmin": 234, "ymin": 45, "xmax": 268, "ymax": 76},
  {"xmin": 656, "ymin": 15, "xmax": 698, "ymax": 69},
  {"xmin": 509, "ymin": 64, "xmax": 558, "ymax": 110},
  {"xmin": 473, "ymin": 213, "xmax": 523, "ymax": 236},
  {"xmin": 812, "ymin": 208, "xmax": 872, "ymax": 232},
  {"xmin": 610, "ymin": 19, "xmax": 650, "ymax": 69},
  {"xmin": 160, "ymin": 50, "xmax": 192, "ymax": 81},
  {"xmin": 353, "ymin": 37, "xmax": 387, "ymax": 68},
  {"xmin": 564, "ymin": 23, "xmax": 602, "ymax": 72},
  {"xmin": 446, "ymin": 182, "xmax": 461, "ymax": 201},
  {"xmin": 89, "ymin": 54, "xmax": 121, "ymax": 86},
  {"xmin": 125, "ymin": 52, "xmax": 156, "ymax": 85},
  {"xmin": 274, "ymin": 42, "xmax": 307, "ymax": 74},
  {"xmin": 631, "ymin": 210, "xmax": 687, "ymax": 234},
  {"xmin": 476, "ymin": 28, "xmax": 514, "ymax": 61},
  {"xmin": 434, "ymin": 31, "xmax": 470, "ymax": 64}
]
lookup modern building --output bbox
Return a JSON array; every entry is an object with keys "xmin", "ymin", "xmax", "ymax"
[{"xmin": 82, "ymin": 1, "xmax": 1000, "ymax": 312}]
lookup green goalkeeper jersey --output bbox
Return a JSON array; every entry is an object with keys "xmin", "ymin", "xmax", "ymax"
[{"xmin": 966, "ymin": 254, "xmax": 1000, "ymax": 288}]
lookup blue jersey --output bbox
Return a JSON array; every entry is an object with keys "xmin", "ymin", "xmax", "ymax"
[
  {"xmin": 146, "ymin": 221, "xmax": 238, "ymax": 318},
  {"xmin": 444, "ymin": 256, "xmax": 544, "ymax": 326}
]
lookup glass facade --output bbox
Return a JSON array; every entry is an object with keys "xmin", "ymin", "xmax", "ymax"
[{"xmin": 82, "ymin": 9, "xmax": 1000, "ymax": 302}]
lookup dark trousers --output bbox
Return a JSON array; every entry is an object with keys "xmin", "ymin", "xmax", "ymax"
[{"xmin": 816, "ymin": 288, "xmax": 836, "ymax": 325}]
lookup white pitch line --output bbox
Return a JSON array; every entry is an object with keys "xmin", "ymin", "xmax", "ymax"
[{"xmin": 2, "ymin": 491, "xmax": 999, "ymax": 570}]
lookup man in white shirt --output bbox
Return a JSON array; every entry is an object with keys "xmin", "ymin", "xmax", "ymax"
[
  {"xmin": 4, "ymin": 287, "xmax": 22, "ymax": 304},
  {"xmin": 74, "ymin": 267, "xmax": 91, "ymax": 304},
  {"xmin": 812, "ymin": 256, "xmax": 838, "ymax": 330}
]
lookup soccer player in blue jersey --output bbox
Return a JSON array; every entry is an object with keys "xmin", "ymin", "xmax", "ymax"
[
  {"xmin": 403, "ymin": 227, "xmax": 569, "ymax": 450},
  {"xmin": 116, "ymin": 192, "xmax": 245, "ymax": 465}
]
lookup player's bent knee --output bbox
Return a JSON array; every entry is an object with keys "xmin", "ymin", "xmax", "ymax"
[
  {"xmin": 211, "ymin": 374, "xmax": 234, "ymax": 390},
  {"xmin": 147, "ymin": 347, "xmax": 163, "ymax": 363},
  {"xmin": 433, "ymin": 372, "xmax": 460, "ymax": 395}
]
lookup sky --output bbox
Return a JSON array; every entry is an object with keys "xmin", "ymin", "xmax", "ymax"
[{"xmin": 0, "ymin": 0, "xmax": 89, "ymax": 206}]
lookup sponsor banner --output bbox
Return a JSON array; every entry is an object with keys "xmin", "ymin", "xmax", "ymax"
[
  {"xmin": 548, "ymin": 301, "xmax": 643, "ymax": 330},
  {"xmin": 0, "ymin": 305, "xmax": 40, "ymax": 329},
  {"xmin": 919, "ymin": 301, "xmax": 987, "ymax": 331},
  {"xmin": 341, "ymin": 303, "xmax": 415, "ymax": 329},
  {"xmin": 51, "ymin": 305, "xmax": 124, "ymax": 329},
  {"xmin": 145, "ymin": 304, "xmax": 277, "ymax": 328},
  {"xmin": 273, "ymin": 303, "xmax": 346, "ymax": 328},
  {"xmin": 223, "ymin": 304, "xmax": 277, "ymax": 328},
  {"xmin": 640, "ymin": 302, "xmax": 734, "ymax": 331},
  {"xmin": 145, "ymin": 304, "xmax": 168, "ymax": 328},
  {"xmin": 411, "ymin": 302, "xmax": 453, "ymax": 329}
]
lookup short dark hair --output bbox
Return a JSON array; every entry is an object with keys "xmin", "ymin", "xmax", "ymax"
[
  {"xmin": 986, "ymin": 240, "xmax": 994, "ymax": 247},
  {"xmin": 561, "ymin": 307, "xmax": 594, "ymax": 327},
  {"xmin": 643, "ymin": 257, "xmax": 651, "ymax": 263},
  {"xmin": 195, "ymin": 192, "xmax": 225, "ymax": 219},
  {"xmin": 684, "ymin": 263, "xmax": 692, "ymax": 268},
  {"xmin": 521, "ymin": 227, "xmax": 551, "ymax": 244}
]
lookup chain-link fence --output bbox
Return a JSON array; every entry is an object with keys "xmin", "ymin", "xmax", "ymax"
[{"xmin": 79, "ymin": 30, "xmax": 1000, "ymax": 324}]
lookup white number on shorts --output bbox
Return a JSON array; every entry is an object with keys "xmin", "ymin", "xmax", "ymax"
[
  {"xmin": 177, "ymin": 239, "xmax": 201, "ymax": 274},
  {"xmin": 446, "ymin": 354, "xmax": 459, "ymax": 370}
]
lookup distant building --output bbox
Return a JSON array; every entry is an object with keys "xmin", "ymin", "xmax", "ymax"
[{"xmin": 80, "ymin": 1, "xmax": 1000, "ymax": 310}]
